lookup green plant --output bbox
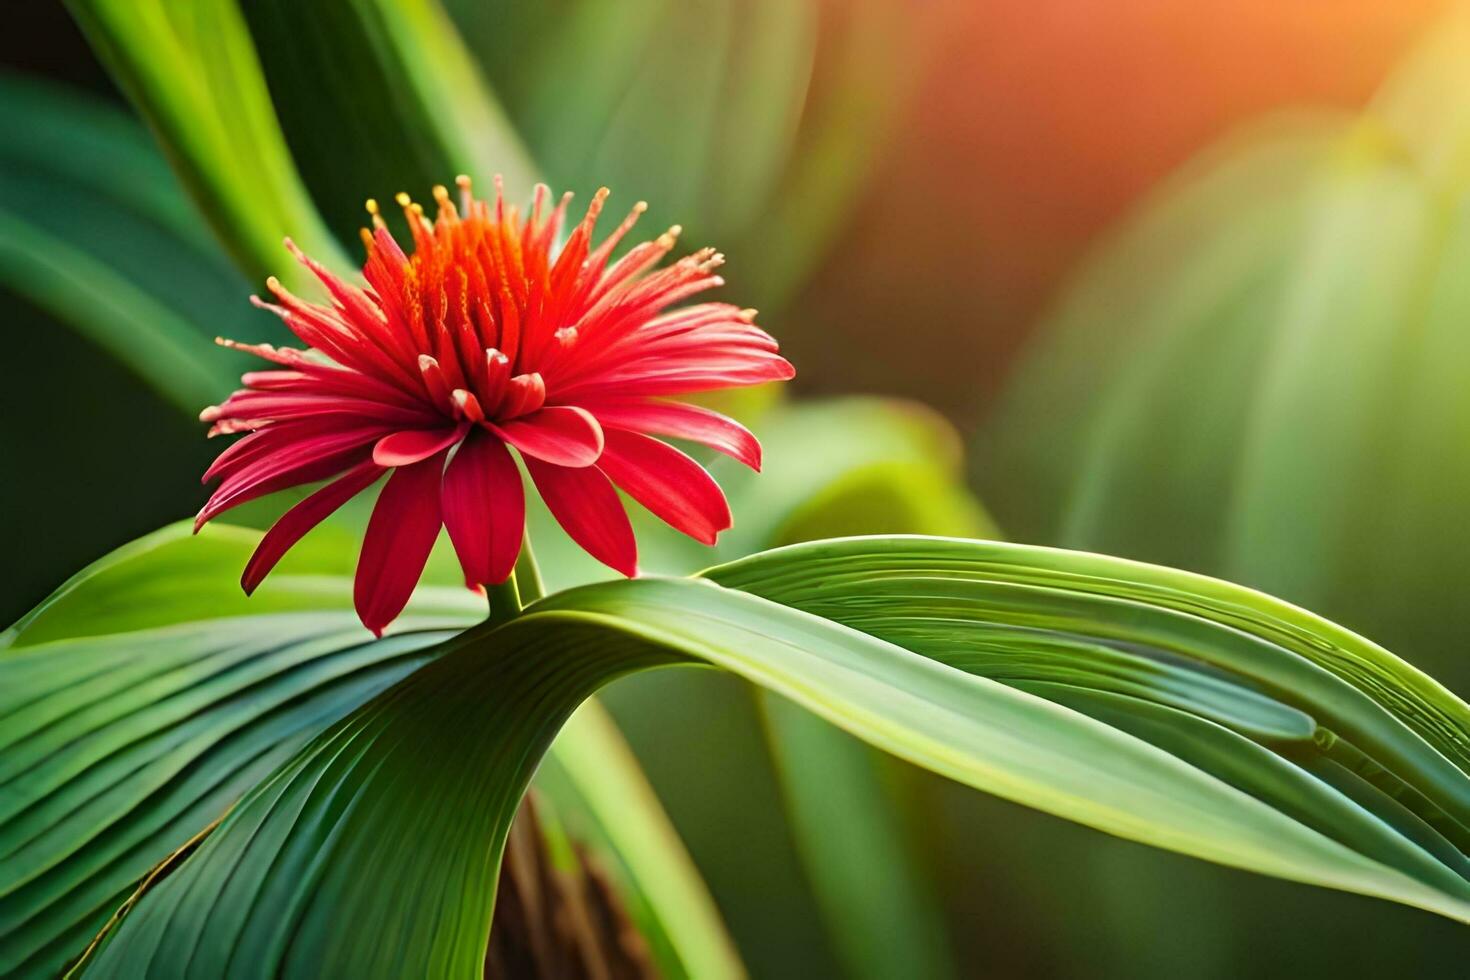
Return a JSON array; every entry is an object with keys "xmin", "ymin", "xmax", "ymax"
[{"xmin": 6, "ymin": 3, "xmax": 1470, "ymax": 977}]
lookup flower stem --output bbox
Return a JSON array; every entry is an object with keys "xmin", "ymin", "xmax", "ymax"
[
  {"xmin": 484, "ymin": 576, "xmax": 521, "ymax": 628},
  {"xmin": 513, "ymin": 530, "xmax": 544, "ymax": 603},
  {"xmin": 484, "ymin": 532, "xmax": 543, "ymax": 628}
]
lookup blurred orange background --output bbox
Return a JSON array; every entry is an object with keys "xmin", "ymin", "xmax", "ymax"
[{"xmin": 792, "ymin": 0, "xmax": 1447, "ymax": 418}]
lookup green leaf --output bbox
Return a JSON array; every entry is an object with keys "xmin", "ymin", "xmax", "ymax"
[
  {"xmin": 1, "ymin": 524, "xmax": 735, "ymax": 979},
  {"xmin": 72, "ymin": 535, "xmax": 1470, "ymax": 977},
  {"xmin": 705, "ymin": 536, "xmax": 1470, "ymax": 894},
  {"xmin": 64, "ymin": 0, "xmax": 347, "ymax": 285},
  {"xmin": 0, "ymin": 526, "xmax": 472, "ymax": 977}
]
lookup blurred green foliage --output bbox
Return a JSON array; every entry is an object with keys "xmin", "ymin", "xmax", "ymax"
[
  {"xmin": 981, "ymin": 12, "xmax": 1470, "ymax": 977},
  {"xmin": 446, "ymin": 0, "xmax": 913, "ymax": 309},
  {"xmin": 984, "ymin": 13, "xmax": 1470, "ymax": 689}
]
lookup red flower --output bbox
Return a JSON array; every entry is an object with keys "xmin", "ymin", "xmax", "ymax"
[{"xmin": 198, "ymin": 178, "xmax": 793, "ymax": 634}]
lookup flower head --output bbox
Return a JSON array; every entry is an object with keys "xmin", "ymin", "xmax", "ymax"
[{"xmin": 199, "ymin": 177, "xmax": 793, "ymax": 634}]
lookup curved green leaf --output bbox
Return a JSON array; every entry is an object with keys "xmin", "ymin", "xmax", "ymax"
[
  {"xmin": 705, "ymin": 536, "xmax": 1470, "ymax": 894},
  {"xmin": 74, "ymin": 535, "xmax": 1470, "ymax": 977},
  {"xmin": 1, "ymin": 524, "xmax": 734, "ymax": 979},
  {"xmin": 0, "ymin": 532, "xmax": 467, "ymax": 977}
]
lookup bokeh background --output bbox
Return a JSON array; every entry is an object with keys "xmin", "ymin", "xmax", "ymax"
[{"xmin": 5, "ymin": 0, "xmax": 1469, "ymax": 975}]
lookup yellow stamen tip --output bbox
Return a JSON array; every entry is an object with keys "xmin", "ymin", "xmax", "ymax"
[{"xmin": 394, "ymin": 192, "xmax": 412, "ymax": 207}]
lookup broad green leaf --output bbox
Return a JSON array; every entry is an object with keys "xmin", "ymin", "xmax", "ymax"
[
  {"xmin": 64, "ymin": 0, "xmax": 346, "ymax": 285},
  {"xmin": 0, "ymin": 524, "xmax": 735, "ymax": 979},
  {"xmin": 72, "ymin": 535, "xmax": 1470, "ymax": 977},
  {"xmin": 0, "ymin": 526, "xmax": 469, "ymax": 977}
]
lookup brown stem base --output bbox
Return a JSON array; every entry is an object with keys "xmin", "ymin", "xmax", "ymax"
[{"xmin": 486, "ymin": 793, "xmax": 660, "ymax": 980}]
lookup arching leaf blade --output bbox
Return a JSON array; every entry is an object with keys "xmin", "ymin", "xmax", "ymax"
[
  {"xmin": 2, "ymin": 524, "xmax": 728, "ymax": 978},
  {"xmin": 79, "ymin": 558, "xmax": 1470, "ymax": 976}
]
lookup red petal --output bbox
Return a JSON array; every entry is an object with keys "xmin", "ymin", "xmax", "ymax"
[
  {"xmin": 557, "ymin": 353, "xmax": 794, "ymax": 399},
  {"xmin": 242, "ymin": 460, "xmax": 384, "ymax": 594},
  {"xmin": 491, "ymin": 406, "xmax": 604, "ymax": 467},
  {"xmin": 373, "ymin": 425, "xmax": 467, "ymax": 467},
  {"xmin": 442, "ymin": 430, "xmax": 525, "ymax": 587},
  {"xmin": 524, "ymin": 457, "xmax": 637, "ymax": 577},
  {"xmin": 196, "ymin": 428, "xmax": 388, "ymax": 529},
  {"xmin": 584, "ymin": 400, "xmax": 761, "ymax": 470},
  {"xmin": 597, "ymin": 429, "xmax": 731, "ymax": 545},
  {"xmin": 203, "ymin": 391, "xmax": 436, "ymax": 427},
  {"xmin": 354, "ymin": 451, "xmax": 448, "ymax": 635}
]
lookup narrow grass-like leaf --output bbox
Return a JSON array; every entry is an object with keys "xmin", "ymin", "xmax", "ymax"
[
  {"xmin": 759, "ymin": 695, "xmax": 956, "ymax": 980},
  {"xmin": 535, "ymin": 701, "xmax": 744, "ymax": 980}
]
